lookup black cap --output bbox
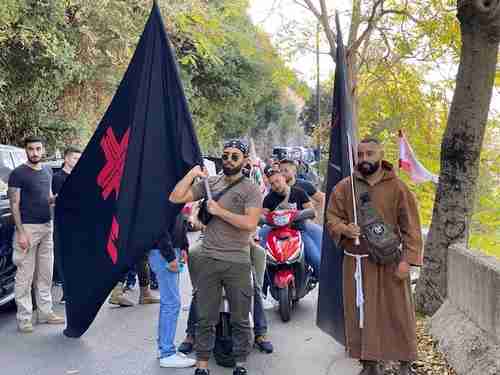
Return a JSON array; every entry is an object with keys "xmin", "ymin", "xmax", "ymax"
[{"xmin": 223, "ymin": 139, "xmax": 249, "ymax": 156}]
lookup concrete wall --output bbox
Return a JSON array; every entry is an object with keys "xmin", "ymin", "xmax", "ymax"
[{"xmin": 430, "ymin": 245, "xmax": 500, "ymax": 375}]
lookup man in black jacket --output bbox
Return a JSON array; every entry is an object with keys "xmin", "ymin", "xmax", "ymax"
[{"xmin": 52, "ymin": 147, "xmax": 81, "ymax": 304}]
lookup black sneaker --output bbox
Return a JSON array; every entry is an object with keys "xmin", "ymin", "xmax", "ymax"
[
  {"xmin": 194, "ymin": 369, "xmax": 210, "ymax": 375},
  {"xmin": 178, "ymin": 341, "xmax": 194, "ymax": 355},
  {"xmin": 233, "ymin": 366, "xmax": 248, "ymax": 375}
]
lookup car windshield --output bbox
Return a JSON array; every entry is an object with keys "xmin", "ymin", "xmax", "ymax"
[
  {"xmin": 0, "ymin": 150, "xmax": 14, "ymax": 184},
  {"xmin": 12, "ymin": 150, "xmax": 27, "ymax": 166}
]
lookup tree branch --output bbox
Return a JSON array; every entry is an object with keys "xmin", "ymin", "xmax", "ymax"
[
  {"xmin": 295, "ymin": 0, "xmax": 321, "ymax": 18},
  {"xmin": 349, "ymin": 0, "xmax": 384, "ymax": 54},
  {"xmin": 317, "ymin": 0, "xmax": 337, "ymax": 56},
  {"xmin": 295, "ymin": 0, "xmax": 337, "ymax": 58},
  {"xmin": 379, "ymin": 9, "xmax": 420, "ymax": 23}
]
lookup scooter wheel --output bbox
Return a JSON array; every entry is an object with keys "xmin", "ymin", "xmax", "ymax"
[{"xmin": 279, "ymin": 285, "xmax": 292, "ymax": 322}]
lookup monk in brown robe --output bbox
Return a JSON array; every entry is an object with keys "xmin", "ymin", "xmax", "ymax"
[{"xmin": 326, "ymin": 138, "xmax": 423, "ymax": 375}]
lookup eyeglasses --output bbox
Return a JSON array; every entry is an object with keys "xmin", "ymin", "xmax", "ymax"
[{"xmin": 222, "ymin": 153, "xmax": 241, "ymax": 162}]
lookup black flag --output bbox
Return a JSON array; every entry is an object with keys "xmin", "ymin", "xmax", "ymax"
[
  {"xmin": 56, "ymin": 2, "xmax": 203, "ymax": 338},
  {"xmin": 316, "ymin": 12, "xmax": 357, "ymax": 346}
]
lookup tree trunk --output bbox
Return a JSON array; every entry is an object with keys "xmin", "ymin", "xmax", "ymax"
[{"xmin": 415, "ymin": 0, "xmax": 500, "ymax": 315}]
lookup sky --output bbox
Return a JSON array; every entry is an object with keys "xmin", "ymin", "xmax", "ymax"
[{"xmin": 248, "ymin": 0, "xmax": 349, "ymax": 84}]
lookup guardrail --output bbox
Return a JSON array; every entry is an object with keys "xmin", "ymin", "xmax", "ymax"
[{"xmin": 429, "ymin": 245, "xmax": 500, "ymax": 375}]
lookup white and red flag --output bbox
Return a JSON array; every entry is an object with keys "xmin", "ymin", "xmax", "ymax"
[{"xmin": 398, "ymin": 130, "xmax": 438, "ymax": 184}]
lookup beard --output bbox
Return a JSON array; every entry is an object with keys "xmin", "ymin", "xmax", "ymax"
[
  {"xmin": 223, "ymin": 163, "xmax": 243, "ymax": 176},
  {"xmin": 358, "ymin": 161, "xmax": 380, "ymax": 176},
  {"xmin": 28, "ymin": 155, "xmax": 41, "ymax": 164}
]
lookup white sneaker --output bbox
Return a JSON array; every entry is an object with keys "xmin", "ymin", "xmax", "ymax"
[{"xmin": 159, "ymin": 353, "xmax": 196, "ymax": 368}]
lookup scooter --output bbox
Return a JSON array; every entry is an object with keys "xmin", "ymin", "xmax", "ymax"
[{"xmin": 262, "ymin": 208, "xmax": 317, "ymax": 322}]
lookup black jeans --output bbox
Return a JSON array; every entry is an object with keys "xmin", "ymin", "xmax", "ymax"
[{"xmin": 120, "ymin": 253, "xmax": 150, "ymax": 287}]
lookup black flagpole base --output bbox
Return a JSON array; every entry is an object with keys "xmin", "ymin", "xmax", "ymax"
[{"xmin": 63, "ymin": 327, "xmax": 83, "ymax": 338}]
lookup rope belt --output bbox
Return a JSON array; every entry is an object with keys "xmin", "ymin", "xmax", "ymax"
[{"xmin": 344, "ymin": 250, "xmax": 369, "ymax": 329}]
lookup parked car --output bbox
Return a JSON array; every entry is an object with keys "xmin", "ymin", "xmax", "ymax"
[
  {"xmin": 42, "ymin": 158, "xmax": 64, "ymax": 173},
  {"xmin": 0, "ymin": 144, "xmax": 27, "ymax": 307}
]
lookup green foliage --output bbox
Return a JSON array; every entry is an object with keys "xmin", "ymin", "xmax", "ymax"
[
  {"xmin": 299, "ymin": 80, "xmax": 333, "ymax": 135},
  {"xmin": 468, "ymin": 119, "xmax": 500, "ymax": 257},
  {"xmin": 0, "ymin": 0, "xmax": 303, "ymax": 155},
  {"xmin": 0, "ymin": 0, "xmax": 84, "ymax": 149}
]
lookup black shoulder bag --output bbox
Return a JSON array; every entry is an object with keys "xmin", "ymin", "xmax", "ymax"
[
  {"xmin": 356, "ymin": 179, "xmax": 402, "ymax": 265},
  {"xmin": 197, "ymin": 176, "xmax": 246, "ymax": 225}
]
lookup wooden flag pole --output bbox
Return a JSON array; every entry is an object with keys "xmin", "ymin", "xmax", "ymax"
[{"xmin": 347, "ymin": 132, "xmax": 360, "ymax": 246}]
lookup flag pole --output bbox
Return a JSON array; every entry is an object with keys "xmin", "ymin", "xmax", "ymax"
[
  {"xmin": 200, "ymin": 159, "xmax": 212, "ymax": 200},
  {"xmin": 203, "ymin": 178, "xmax": 212, "ymax": 200},
  {"xmin": 397, "ymin": 129, "xmax": 403, "ymax": 177},
  {"xmin": 347, "ymin": 132, "xmax": 360, "ymax": 246}
]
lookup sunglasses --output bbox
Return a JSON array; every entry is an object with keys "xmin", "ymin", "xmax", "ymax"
[{"xmin": 222, "ymin": 153, "xmax": 242, "ymax": 162}]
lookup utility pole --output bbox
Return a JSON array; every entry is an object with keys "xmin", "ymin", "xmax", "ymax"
[
  {"xmin": 315, "ymin": 21, "xmax": 321, "ymax": 168},
  {"xmin": 316, "ymin": 21, "xmax": 321, "ymax": 131}
]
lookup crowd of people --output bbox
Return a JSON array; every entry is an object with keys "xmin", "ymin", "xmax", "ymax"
[{"xmin": 7, "ymin": 136, "xmax": 423, "ymax": 375}]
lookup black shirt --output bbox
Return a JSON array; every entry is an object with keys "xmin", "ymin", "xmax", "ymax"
[
  {"xmin": 153, "ymin": 213, "xmax": 188, "ymax": 263},
  {"xmin": 294, "ymin": 178, "xmax": 317, "ymax": 197},
  {"xmin": 52, "ymin": 169, "xmax": 69, "ymax": 195},
  {"xmin": 156, "ymin": 229, "xmax": 176, "ymax": 263},
  {"xmin": 8, "ymin": 164, "xmax": 52, "ymax": 224},
  {"xmin": 263, "ymin": 187, "xmax": 310, "ymax": 211},
  {"xmin": 172, "ymin": 214, "xmax": 189, "ymax": 251}
]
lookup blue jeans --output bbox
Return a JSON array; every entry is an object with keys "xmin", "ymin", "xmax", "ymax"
[
  {"xmin": 149, "ymin": 249, "xmax": 181, "ymax": 359},
  {"xmin": 302, "ymin": 221, "xmax": 322, "ymax": 278},
  {"xmin": 259, "ymin": 222, "xmax": 322, "ymax": 278}
]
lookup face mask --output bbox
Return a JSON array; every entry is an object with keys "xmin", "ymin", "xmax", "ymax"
[{"xmin": 358, "ymin": 161, "xmax": 380, "ymax": 176}]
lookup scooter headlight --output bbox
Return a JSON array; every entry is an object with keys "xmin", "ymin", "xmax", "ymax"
[{"xmin": 273, "ymin": 214, "xmax": 290, "ymax": 226}]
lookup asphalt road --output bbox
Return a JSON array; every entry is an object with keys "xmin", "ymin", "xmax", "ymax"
[{"xmin": 0, "ymin": 233, "xmax": 360, "ymax": 375}]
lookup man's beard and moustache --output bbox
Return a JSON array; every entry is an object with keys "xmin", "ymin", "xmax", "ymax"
[
  {"xmin": 357, "ymin": 160, "xmax": 381, "ymax": 176},
  {"xmin": 28, "ymin": 155, "xmax": 41, "ymax": 165},
  {"xmin": 223, "ymin": 163, "xmax": 244, "ymax": 176}
]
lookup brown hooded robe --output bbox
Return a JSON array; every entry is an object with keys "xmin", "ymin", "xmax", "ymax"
[{"xmin": 326, "ymin": 161, "xmax": 423, "ymax": 361}]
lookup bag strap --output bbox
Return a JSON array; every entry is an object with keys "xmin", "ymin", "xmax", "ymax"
[
  {"xmin": 355, "ymin": 178, "xmax": 381, "ymax": 225},
  {"xmin": 208, "ymin": 176, "xmax": 246, "ymax": 202}
]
